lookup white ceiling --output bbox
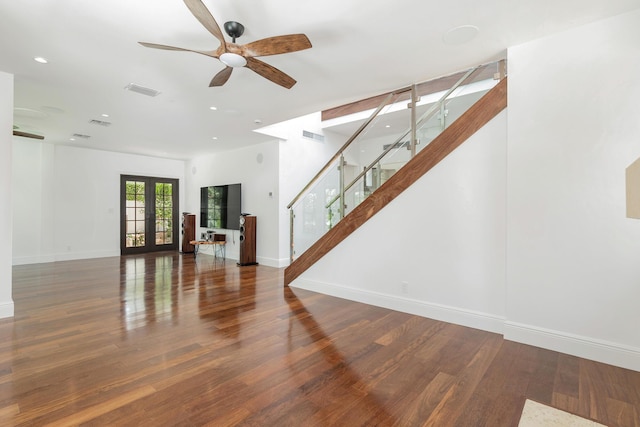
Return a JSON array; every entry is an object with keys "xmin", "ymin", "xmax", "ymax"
[{"xmin": 2, "ymin": 0, "xmax": 639, "ymax": 160}]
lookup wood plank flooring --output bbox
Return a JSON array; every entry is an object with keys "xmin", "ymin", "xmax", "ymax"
[{"xmin": 1, "ymin": 252, "xmax": 639, "ymax": 426}]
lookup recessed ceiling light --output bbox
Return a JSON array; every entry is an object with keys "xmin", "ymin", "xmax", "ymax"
[
  {"xmin": 69, "ymin": 138, "xmax": 76, "ymax": 141},
  {"xmin": 101, "ymin": 113, "xmax": 109, "ymax": 118},
  {"xmin": 212, "ymin": 137, "xmax": 218, "ymax": 140},
  {"xmin": 209, "ymin": 106, "xmax": 217, "ymax": 111},
  {"xmin": 385, "ymin": 125, "xmax": 391, "ymax": 128},
  {"xmin": 33, "ymin": 57, "xmax": 48, "ymax": 64}
]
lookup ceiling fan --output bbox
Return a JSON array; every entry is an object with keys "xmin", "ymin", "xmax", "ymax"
[{"xmin": 139, "ymin": 0, "xmax": 312, "ymax": 89}]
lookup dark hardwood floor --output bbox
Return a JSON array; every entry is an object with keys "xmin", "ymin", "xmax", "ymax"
[{"xmin": 1, "ymin": 252, "xmax": 639, "ymax": 426}]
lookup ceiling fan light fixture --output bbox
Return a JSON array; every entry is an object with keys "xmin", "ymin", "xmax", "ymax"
[{"xmin": 220, "ymin": 52, "xmax": 247, "ymax": 68}]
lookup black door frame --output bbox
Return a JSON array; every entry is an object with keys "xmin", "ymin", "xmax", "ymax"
[{"xmin": 120, "ymin": 175, "xmax": 179, "ymax": 255}]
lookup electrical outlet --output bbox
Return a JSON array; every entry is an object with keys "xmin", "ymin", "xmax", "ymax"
[{"xmin": 401, "ymin": 281, "xmax": 409, "ymax": 294}]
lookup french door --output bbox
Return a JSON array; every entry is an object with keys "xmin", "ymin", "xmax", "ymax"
[{"xmin": 120, "ymin": 175, "xmax": 179, "ymax": 255}]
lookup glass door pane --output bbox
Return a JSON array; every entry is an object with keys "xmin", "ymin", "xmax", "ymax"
[
  {"xmin": 125, "ymin": 180, "xmax": 146, "ymax": 248},
  {"xmin": 155, "ymin": 182, "xmax": 173, "ymax": 245}
]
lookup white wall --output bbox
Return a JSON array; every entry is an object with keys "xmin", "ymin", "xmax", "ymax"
[
  {"xmin": 185, "ymin": 141, "xmax": 281, "ymax": 266},
  {"xmin": 505, "ymin": 10, "xmax": 640, "ymax": 369},
  {"xmin": 292, "ymin": 111, "xmax": 508, "ymax": 334},
  {"xmin": 12, "ymin": 140, "xmax": 54, "ymax": 263},
  {"xmin": 0, "ymin": 71, "xmax": 14, "ymax": 318},
  {"xmin": 12, "ymin": 144, "xmax": 185, "ymax": 264}
]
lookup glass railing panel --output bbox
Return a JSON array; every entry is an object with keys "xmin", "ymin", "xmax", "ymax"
[
  {"xmin": 290, "ymin": 158, "xmax": 341, "ymax": 260},
  {"xmin": 324, "ymin": 94, "xmax": 413, "ymax": 216},
  {"xmin": 335, "ymin": 99, "xmax": 411, "ymax": 186},
  {"xmin": 339, "ymin": 137, "xmax": 414, "ymax": 216},
  {"xmin": 342, "ymin": 174, "xmax": 365, "ymax": 217},
  {"xmin": 414, "ymin": 70, "xmax": 499, "ymax": 156},
  {"xmin": 414, "ymin": 109, "xmax": 442, "ymax": 152}
]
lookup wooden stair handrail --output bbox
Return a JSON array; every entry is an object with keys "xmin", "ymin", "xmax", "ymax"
[
  {"xmin": 284, "ymin": 77, "xmax": 507, "ymax": 285},
  {"xmin": 321, "ymin": 63, "xmax": 497, "ymax": 122}
]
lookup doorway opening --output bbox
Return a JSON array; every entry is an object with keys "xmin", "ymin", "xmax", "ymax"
[{"xmin": 120, "ymin": 175, "xmax": 179, "ymax": 255}]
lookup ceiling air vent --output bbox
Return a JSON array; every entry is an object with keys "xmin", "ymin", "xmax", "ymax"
[
  {"xmin": 72, "ymin": 133, "xmax": 91, "ymax": 139},
  {"xmin": 302, "ymin": 130, "xmax": 324, "ymax": 142},
  {"xmin": 382, "ymin": 141, "xmax": 411, "ymax": 151},
  {"xmin": 89, "ymin": 119, "xmax": 112, "ymax": 127},
  {"xmin": 124, "ymin": 83, "xmax": 161, "ymax": 97}
]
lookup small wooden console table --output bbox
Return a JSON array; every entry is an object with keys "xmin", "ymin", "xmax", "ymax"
[{"xmin": 190, "ymin": 235, "xmax": 226, "ymax": 260}]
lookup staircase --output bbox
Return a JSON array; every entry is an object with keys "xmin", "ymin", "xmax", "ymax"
[{"xmin": 285, "ymin": 67, "xmax": 507, "ymax": 286}]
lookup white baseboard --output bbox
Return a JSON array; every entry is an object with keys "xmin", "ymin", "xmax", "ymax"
[
  {"xmin": 12, "ymin": 254, "xmax": 56, "ymax": 265},
  {"xmin": 55, "ymin": 250, "xmax": 120, "ymax": 262},
  {"xmin": 14, "ymin": 250, "xmax": 121, "ymax": 265},
  {"xmin": 256, "ymin": 256, "xmax": 289, "ymax": 268},
  {"xmin": 13, "ymin": 250, "xmax": 285, "ymax": 267},
  {"xmin": 504, "ymin": 321, "xmax": 640, "ymax": 372},
  {"xmin": 194, "ymin": 253, "xmax": 282, "ymax": 268},
  {"xmin": 290, "ymin": 278, "xmax": 505, "ymax": 335},
  {"xmin": 290, "ymin": 279, "xmax": 640, "ymax": 372},
  {"xmin": 0, "ymin": 301, "xmax": 14, "ymax": 319}
]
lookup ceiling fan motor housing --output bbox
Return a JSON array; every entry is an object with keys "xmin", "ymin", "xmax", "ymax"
[{"xmin": 224, "ymin": 21, "xmax": 244, "ymax": 42}]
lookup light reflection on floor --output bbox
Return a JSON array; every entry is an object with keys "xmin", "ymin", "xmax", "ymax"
[
  {"xmin": 121, "ymin": 254, "xmax": 177, "ymax": 331},
  {"xmin": 120, "ymin": 253, "xmax": 242, "ymax": 333}
]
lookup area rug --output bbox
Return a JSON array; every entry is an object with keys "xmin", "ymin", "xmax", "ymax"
[{"xmin": 518, "ymin": 399, "xmax": 605, "ymax": 426}]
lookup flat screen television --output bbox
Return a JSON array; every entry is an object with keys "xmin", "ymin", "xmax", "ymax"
[{"xmin": 200, "ymin": 183, "xmax": 242, "ymax": 230}]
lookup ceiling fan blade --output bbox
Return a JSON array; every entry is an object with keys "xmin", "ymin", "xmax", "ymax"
[
  {"xmin": 243, "ymin": 34, "xmax": 312, "ymax": 57},
  {"xmin": 183, "ymin": 0, "xmax": 227, "ymax": 52},
  {"xmin": 13, "ymin": 130, "xmax": 44, "ymax": 140},
  {"xmin": 139, "ymin": 42, "xmax": 218, "ymax": 58},
  {"xmin": 210, "ymin": 67, "xmax": 233, "ymax": 87},
  {"xmin": 245, "ymin": 57, "xmax": 296, "ymax": 89}
]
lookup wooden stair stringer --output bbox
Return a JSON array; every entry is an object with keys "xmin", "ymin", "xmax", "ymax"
[{"xmin": 284, "ymin": 77, "xmax": 507, "ymax": 285}]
